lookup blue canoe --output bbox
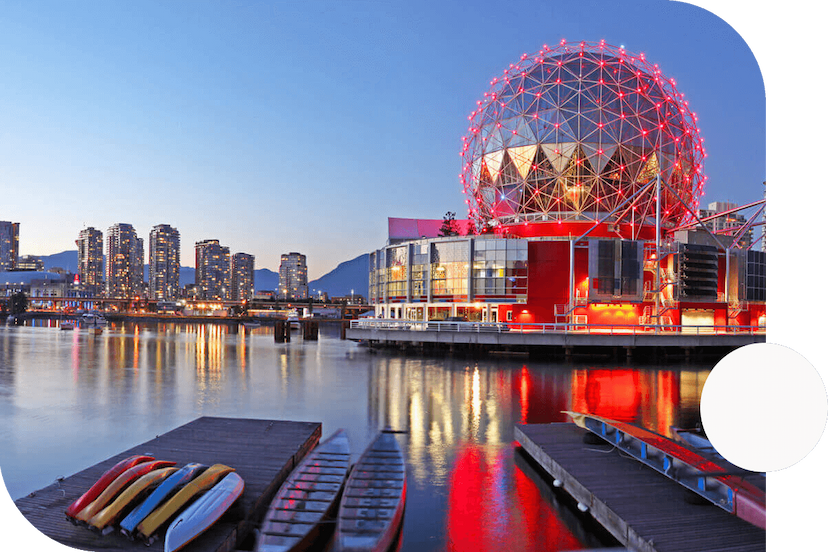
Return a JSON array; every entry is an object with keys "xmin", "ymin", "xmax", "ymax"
[{"xmin": 119, "ymin": 462, "xmax": 207, "ymax": 537}]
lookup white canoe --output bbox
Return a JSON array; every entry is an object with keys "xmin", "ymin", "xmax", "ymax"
[{"xmin": 164, "ymin": 472, "xmax": 244, "ymax": 552}]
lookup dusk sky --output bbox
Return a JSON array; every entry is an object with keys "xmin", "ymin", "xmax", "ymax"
[{"xmin": 2, "ymin": 1, "xmax": 766, "ymax": 279}]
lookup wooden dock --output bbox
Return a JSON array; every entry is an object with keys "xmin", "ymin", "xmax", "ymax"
[
  {"xmin": 515, "ymin": 423, "xmax": 765, "ymax": 552},
  {"xmin": 15, "ymin": 417, "xmax": 321, "ymax": 552}
]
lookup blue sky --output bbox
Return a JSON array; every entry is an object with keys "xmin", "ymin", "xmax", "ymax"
[{"xmin": 1, "ymin": 0, "xmax": 765, "ymax": 278}]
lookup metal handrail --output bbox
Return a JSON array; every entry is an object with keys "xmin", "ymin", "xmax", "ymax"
[{"xmin": 349, "ymin": 318, "xmax": 766, "ymax": 336}]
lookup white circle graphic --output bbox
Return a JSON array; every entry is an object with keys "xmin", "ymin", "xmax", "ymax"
[{"xmin": 701, "ymin": 343, "xmax": 827, "ymax": 472}]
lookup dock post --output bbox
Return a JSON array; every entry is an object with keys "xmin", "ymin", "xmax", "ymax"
[
  {"xmin": 625, "ymin": 346, "xmax": 634, "ymax": 360},
  {"xmin": 274, "ymin": 320, "xmax": 285, "ymax": 343},
  {"xmin": 340, "ymin": 320, "xmax": 348, "ymax": 340}
]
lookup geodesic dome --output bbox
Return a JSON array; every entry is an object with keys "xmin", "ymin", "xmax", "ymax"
[{"xmin": 460, "ymin": 40, "xmax": 706, "ymax": 231}]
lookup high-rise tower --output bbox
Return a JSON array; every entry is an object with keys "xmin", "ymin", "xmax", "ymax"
[
  {"xmin": 231, "ymin": 253, "xmax": 255, "ymax": 302},
  {"xmin": 278, "ymin": 252, "xmax": 308, "ymax": 301},
  {"xmin": 76, "ymin": 227, "xmax": 104, "ymax": 295},
  {"xmin": 195, "ymin": 239, "xmax": 230, "ymax": 300},
  {"xmin": 0, "ymin": 221, "xmax": 20, "ymax": 271},
  {"xmin": 106, "ymin": 223, "xmax": 144, "ymax": 298},
  {"xmin": 149, "ymin": 224, "xmax": 181, "ymax": 300}
]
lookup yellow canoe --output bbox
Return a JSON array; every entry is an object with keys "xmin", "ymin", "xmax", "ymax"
[
  {"xmin": 88, "ymin": 467, "xmax": 178, "ymax": 533},
  {"xmin": 136, "ymin": 463, "xmax": 235, "ymax": 541},
  {"xmin": 75, "ymin": 460, "xmax": 176, "ymax": 524}
]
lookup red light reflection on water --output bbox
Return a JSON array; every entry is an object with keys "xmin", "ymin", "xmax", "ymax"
[
  {"xmin": 511, "ymin": 367, "xmax": 684, "ymax": 435},
  {"xmin": 446, "ymin": 443, "xmax": 585, "ymax": 552}
]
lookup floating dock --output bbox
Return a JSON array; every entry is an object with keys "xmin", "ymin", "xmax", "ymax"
[
  {"xmin": 515, "ymin": 423, "xmax": 765, "ymax": 552},
  {"xmin": 347, "ymin": 325, "xmax": 764, "ymax": 360},
  {"xmin": 15, "ymin": 417, "xmax": 321, "ymax": 552}
]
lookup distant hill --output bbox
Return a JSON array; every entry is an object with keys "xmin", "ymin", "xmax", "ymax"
[
  {"xmin": 309, "ymin": 253, "xmax": 369, "ymax": 297},
  {"xmin": 32, "ymin": 250, "xmax": 368, "ymax": 296},
  {"xmin": 40, "ymin": 251, "xmax": 79, "ymax": 273}
]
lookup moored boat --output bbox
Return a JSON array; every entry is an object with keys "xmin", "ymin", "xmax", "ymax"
[
  {"xmin": 135, "ymin": 463, "xmax": 235, "ymax": 543},
  {"xmin": 65, "ymin": 455, "xmax": 155, "ymax": 523},
  {"xmin": 87, "ymin": 466, "xmax": 178, "ymax": 533},
  {"xmin": 165, "ymin": 472, "xmax": 245, "ymax": 552},
  {"xmin": 256, "ymin": 429, "xmax": 351, "ymax": 552},
  {"xmin": 120, "ymin": 462, "xmax": 208, "ymax": 537},
  {"xmin": 333, "ymin": 430, "xmax": 406, "ymax": 552},
  {"xmin": 74, "ymin": 460, "xmax": 177, "ymax": 525},
  {"xmin": 565, "ymin": 411, "xmax": 766, "ymax": 529}
]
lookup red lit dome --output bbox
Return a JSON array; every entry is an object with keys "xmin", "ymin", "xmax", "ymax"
[{"xmin": 460, "ymin": 40, "xmax": 706, "ymax": 232}]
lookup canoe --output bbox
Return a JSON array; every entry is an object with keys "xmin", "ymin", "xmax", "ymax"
[
  {"xmin": 164, "ymin": 472, "xmax": 245, "ymax": 552},
  {"xmin": 256, "ymin": 429, "xmax": 351, "ymax": 552},
  {"xmin": 564, "ymin": 411, "xmax": 766, "ymax": 529},
  {"xmin": 333, "ymin": 430, "xmax": 407, "ymax": 552},
  {"xmin": 120, "ymin": 463, "xmax": 208, "ymax": 537},
  {"xmin": 87, "ymin": 467, "xmax": 178, "ymax": 533},
  {"xmin": 74, "ymin": 460, "xmax": 177, "ymax": 524},
  {"xmin": 135, "ymin": 463, "xmax": 235, "ymax": 543},
  {"xmin": 65, "ymin": 454, "xmax": 154, "ymax": 522}
]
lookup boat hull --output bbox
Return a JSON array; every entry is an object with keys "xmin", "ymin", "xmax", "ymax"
[
  {"xmin": 334, "ymin": 431, "xmax": 407, "ymax": 552},
  {"xmin": 74, "ymin": 460, "xmax": 177, "ymax": 524},
  {"xmin": 88, "ymin": 467, "xmax": 178, "ymax": 533},
  {"xmin": 256, "ymin": 429, "xmax": 351, "ymax": 552},
  {"xmin": 565, "ymin": 411, "xmax": 766, "ymax": 529},
  {"xmin": 135, "ymin": 463, "xmax": 235, "ymax": 542},
  {"xmin": 65, "ymin": 455, "xmax": 155, "ymax": 522},
  {"xmin": 120, "ymin": 462, "xmax": 207, "ymax": 537},
  {"xmin": 164, "ymin": 472, "xmax": 245, "ymax": 552}
]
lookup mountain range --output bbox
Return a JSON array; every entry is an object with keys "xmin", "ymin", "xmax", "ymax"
[{"xmin": 36, "ymin": 251, "xmax": 370, "ymax": 297}]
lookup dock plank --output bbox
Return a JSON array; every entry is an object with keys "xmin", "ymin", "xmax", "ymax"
[
  {"xmin": 15, "ymin": 417, "xmax": 321, "ymax": 552},
  {"xmin": 516, "ymin": 423, "xmax": 765, "ymax": 552}
]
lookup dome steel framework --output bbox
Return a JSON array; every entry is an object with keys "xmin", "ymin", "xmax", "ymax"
[{"xmin": 460, "ymin": 40, "xmax": 706, "ymax": 232}]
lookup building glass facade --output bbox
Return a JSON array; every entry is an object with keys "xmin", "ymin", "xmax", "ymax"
[
  {"xmin": 77, "ymin": 227, "xmax": 104, "ymax": 295},
  {"xmin": 195, "ymin": 239, "xmax": 230, "ymax": 300},
  {"xmin": 279, "ymin": 252, "xmax": 308, "ymax": 301},
  {"xmin": 0, "ymin": 221, "xmax": 20, "ymax": 271},
  {"xmin": 106, "ymin": 224, "xmax": 143, "ymax": 299},
  {"xmin": 231, "ymin": 253, "xmax": 255, "ymax": 302},
  {"xmin": 149, "ymin": 224, "xmax": 180, "ymax": 301}
]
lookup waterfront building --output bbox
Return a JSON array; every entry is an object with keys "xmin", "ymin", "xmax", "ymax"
[
  {"xmin": 16, "ymin": 255, "xmax": 44, "ymax": 271},
  {"xmin": 148, "ymin": 224, "xmax": 181, "ymax": 300},
  {"xmin": 0, "ymin": 221, "xmax": 20, "ymax": 271},
  {"xmin": 231, "ymin": 252, "xmax": 255, "ymax": 302},
  {"xmin": 195, "ymin": 239, "xmax": 230, "ymax": 300},
  {"xmin": 278, "ymin": 252, "xmax": 308, "ymax": 301},
  {"xmin": 105, "ymin": 223, "xmax": 144, "ymax": 299},
  {"xmin": 367, "ymin": 41, "xmax": 766, "ymax": 329},
  {"xmin": 76, "ymin": 227, "xmax": 104, "ymax": 295}
]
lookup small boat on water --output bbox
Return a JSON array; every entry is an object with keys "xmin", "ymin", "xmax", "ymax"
[
  {"xmin": 256, "ymin": 429, "xmax": 351, "ymax": 552},
  {"xmin": 242, "ymin": 320, "xmax": 262, "ymax": 329},
  {"xmin": 66, "ymin": 455, "xmax": 155, "ymax": 523},
  {"xmin": 333, "ymin": 429, "xmax": 407, "ymax": 552},
  {"xmin": 564, "ymin": 411, "xmax": 766, "ymax": 529},
  {"xmin": 165, "ymin": 472, "xmax": 245, "ymax": 552},
  {"xmin": 80, "ymin": 312, "xmax": 107, "ymax": 329},
  {"xmin": 60, "ymin": 319, "xmax": 75, "ymax": 330}
]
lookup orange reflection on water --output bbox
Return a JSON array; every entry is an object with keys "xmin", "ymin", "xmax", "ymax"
[{"xmin": 446, "ymin": 443, "xmax": 584, "ymax": 552}]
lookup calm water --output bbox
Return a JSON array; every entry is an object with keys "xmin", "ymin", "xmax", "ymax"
[{"xmin": 0, "ymin": 321, "xmax": 712, "ymax": 551}]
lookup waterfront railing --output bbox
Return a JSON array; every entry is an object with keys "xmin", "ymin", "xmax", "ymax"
[{"xmin": 350, "ymin": 318, "xmax": 765, "ymax": 336}]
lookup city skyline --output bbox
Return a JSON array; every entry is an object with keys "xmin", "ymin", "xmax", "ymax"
[{"xmin": 0, "ymin": 1, "xmax": 770, "ymax": 281}]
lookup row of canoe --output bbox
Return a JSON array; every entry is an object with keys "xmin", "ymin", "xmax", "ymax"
[
  {"xmin": 62, "ymin": 428, "xmax": 406, "ymax": 552},
  {"xmin": 256, "ymin": 428, "xmax": 407, "ymax": 552},
  {"xmin": 65, "ymin": 459, "xmax": 244, "ymax": 551}
]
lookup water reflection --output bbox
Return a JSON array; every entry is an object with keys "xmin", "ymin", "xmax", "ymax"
[{"xmin": 1, "ymin": 323, "xmax": 712, "ymax": 551}]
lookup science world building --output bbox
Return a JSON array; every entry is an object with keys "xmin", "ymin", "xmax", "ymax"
[{"xmin": 367, "ymin": 41, "xmax": 765, "ymax": 332}]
